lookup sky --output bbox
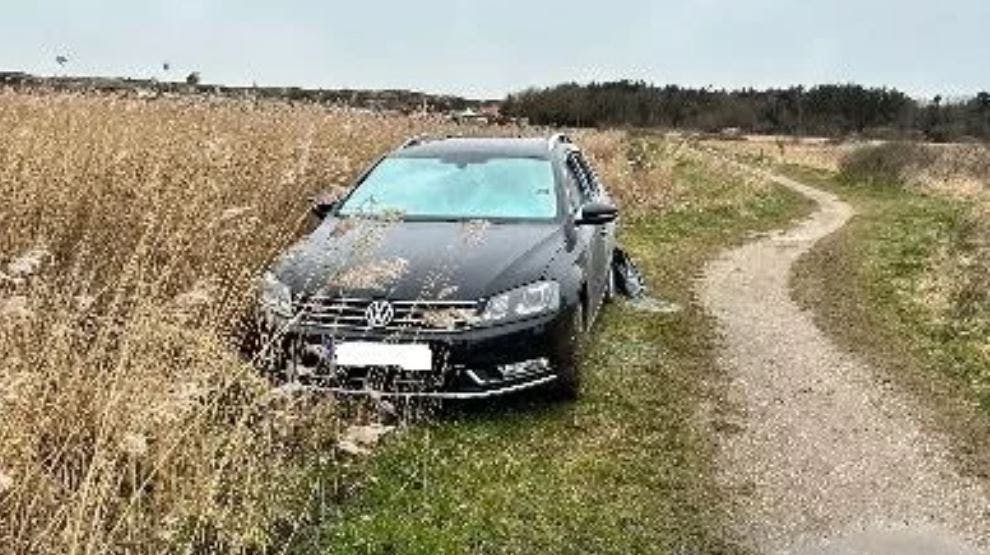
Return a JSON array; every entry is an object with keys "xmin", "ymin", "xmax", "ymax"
[{"xmin": 1, "ymin": 0, "xmax": 987, "ymax": 100}]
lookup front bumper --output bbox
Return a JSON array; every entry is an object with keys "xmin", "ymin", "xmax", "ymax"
[
  {"xmin": 320, "ymin": 374, "xmax": 559, "ymax": 400},
  {"xmin": 259, "ymin": 306, "xmax": 575, "ymax": 399}
]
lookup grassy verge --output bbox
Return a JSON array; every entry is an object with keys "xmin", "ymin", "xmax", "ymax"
[
  {"xmin": 297, "ymin": 144, "xmax": 814, "ymax": 554},
  {"xmin": 785, "ymin": 164, "xmax": 990, "ymax": 479}
]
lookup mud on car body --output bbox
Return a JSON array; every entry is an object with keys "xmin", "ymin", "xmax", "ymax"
[{"xmin": 256, "ymin": 134, "xmax": 618, "ymax": 399}]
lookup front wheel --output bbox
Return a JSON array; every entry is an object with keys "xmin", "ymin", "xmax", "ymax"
[{"xmin": 551, "ymin": 303, "xmax": 586, "ymax": 400}]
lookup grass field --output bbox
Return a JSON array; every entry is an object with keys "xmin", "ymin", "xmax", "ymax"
[
  {"xmin": 701, "ymin": 134, "xmax": 990, "ymax": 481},
  {"xmin": 784, "ymin": 162, "xmax": 990, "ymax": 480},
  {"xmin": 0, "ymin": 91, "xmax": 813, "ymax": 554},
  {"xmin": 703, "ymin": 140, "xmax": 990, "ymax": 425}
]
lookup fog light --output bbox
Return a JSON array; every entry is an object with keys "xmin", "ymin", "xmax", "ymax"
[{"xmin": 497, "ymin": 358, "xmax": 550, "ymax": 379}]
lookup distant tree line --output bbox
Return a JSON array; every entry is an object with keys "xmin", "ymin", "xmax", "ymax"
[
  {"xmin": 502, "ymin": 81, "xmax": 990, "ymax": 142},
  {"xmin": 0, "ymin": 72, "xmax": 478, "ymax": 114}
]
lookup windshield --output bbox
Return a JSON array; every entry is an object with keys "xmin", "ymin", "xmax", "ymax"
[{"xmin": 337, "ymin": 156, "xmax": 558, "ymax": 220}]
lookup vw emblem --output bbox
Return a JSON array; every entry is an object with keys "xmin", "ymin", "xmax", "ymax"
[{"xmin": 365, "ymin": 300, "xmax": 394, "ymax": 328}]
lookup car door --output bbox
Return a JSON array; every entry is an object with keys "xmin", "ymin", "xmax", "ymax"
[{"xmin": 565, "ymin": 152, "xmax": 608, "ymax": 316}]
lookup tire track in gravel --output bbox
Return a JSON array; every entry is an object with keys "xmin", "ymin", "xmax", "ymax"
[{"xmin": 699, "ymin": 170, "xmax": 990, "ymax": 554}]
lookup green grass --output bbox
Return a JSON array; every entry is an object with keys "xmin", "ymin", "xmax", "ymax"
[
  {"xmin": 785, "ymin": 164, "xmax": 990, "ymax": 479},
  {"xmin": 293, "ymin": 144, "xmax": 813, "ymax": 555}
]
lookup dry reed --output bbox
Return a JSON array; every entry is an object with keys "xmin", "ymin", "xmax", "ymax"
[{"xmin": 0, "ymin": 91, "xmax": 454, "ymax": 554}]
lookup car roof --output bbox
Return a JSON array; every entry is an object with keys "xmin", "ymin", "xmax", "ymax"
[{"xmin": 392, "ymin": 137, "xmax": 565, "ymax": 160}]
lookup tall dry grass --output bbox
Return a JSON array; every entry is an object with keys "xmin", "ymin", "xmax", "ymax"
[
  {"xmin": 698, "ymin": 136, "xmax": 857, "ymax": 172},
  {"xmin": 582, "ymin": 131, "xmax": 780, "ymax": 218},
  {"xmin": 915, "ymin": 144, "xmax": 990, "ymax": 213},
  {"xmin": 0, "ymin": 91, "xmax": 460, "ymax": 554}
]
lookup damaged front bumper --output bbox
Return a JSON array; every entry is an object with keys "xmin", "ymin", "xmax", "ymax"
[{"xmin": 322, "ymin": 363, "xmax": 558, "ymax": 400}]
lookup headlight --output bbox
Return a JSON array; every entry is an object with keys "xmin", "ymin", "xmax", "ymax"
[
  {"xmin": 259, "ymin": 272, "xmax": 293, "ymax": 316},
  {"xmin": 480, "ymin": 281, "xmax": 560, "ymax": 324}
]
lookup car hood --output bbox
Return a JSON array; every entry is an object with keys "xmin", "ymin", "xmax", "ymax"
[{"xmin": 271, "ymin": 218, "xmax": 566, "ymax": 301}]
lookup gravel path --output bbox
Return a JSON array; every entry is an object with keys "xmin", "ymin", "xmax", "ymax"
[{"xmin": 699, "ymin": 171, "xmax": 990, "ymax": 554}]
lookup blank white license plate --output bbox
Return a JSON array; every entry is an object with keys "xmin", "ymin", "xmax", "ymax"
[{"xmin": 333, "ymin": 341, "xmax": 432, "ymax": 371}]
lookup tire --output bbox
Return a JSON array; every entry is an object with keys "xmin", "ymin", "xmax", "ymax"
[{"xmin": 552, "ymin": 302, "xmax": 586, "ymax": 401}]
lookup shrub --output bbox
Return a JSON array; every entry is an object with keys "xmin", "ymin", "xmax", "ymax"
[{"xmin": 838, "ymin": 142, "xmax": 936, "ymax": 187}]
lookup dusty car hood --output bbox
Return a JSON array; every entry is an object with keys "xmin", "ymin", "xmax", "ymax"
[{"xmin": 271, "ymin": 217, "xmax": 566, "ymax": 301}]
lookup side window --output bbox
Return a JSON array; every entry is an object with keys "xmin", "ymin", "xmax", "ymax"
[
  {"xmin": 562, "ymin": 157, "xmax": 583, "ymax": 211},
  {"xmin": 565, "ymin": 154, "xmax": 593, "ymax": 208},
  {"xmin": 573, "ymin": 153, "xmax": 601, "ymax": 197}
]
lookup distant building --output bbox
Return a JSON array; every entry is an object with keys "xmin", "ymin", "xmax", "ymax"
[
  {"xmin": 448, "ymin": 102, "xmax": 504, "ymax": 125},
  {"xmin": 720, "ymin": 127, "xmax": 743, "ymax": 138},
  {"xmin": 450, "ymin": 108, "xmax": 491, "ymax": 124},
  {"xmin": 479, "ymin": 102, "xmax": 501, "ymax": 118}
]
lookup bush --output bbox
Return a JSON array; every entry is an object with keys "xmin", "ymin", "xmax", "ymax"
[{"xmin": 838, "ymin": 142, "xmax": 936, "ymax": 187}]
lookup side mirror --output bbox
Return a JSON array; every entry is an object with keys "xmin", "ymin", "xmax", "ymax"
[
  {"xmin": 310, "ymin": 195, "xmax": 339, "ymax": 219},
  {"xmin": 575, "ymin": 202, "xmax": 618, "ymax": 226}
]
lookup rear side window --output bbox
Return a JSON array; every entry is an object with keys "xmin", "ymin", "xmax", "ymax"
[
  {"xmin": 565, "ymin": 154, "xmax": 594, "ymax": 208},
  {"xmin": 573, "ymin": 153, "xmax": 602, "ymax": 196}
]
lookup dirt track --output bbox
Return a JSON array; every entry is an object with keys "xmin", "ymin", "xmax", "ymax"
[{"xmin": 699, "ymin": 171, "xmax": 990, "ymax": 554}]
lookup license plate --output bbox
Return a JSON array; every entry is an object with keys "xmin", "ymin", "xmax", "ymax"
[{"xmin": 333, "ymin": 341, "xmax": 432, "ymax": 371}]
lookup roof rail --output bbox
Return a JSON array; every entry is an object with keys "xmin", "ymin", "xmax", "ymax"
[
  {"xmin": 400, "ymin": 133, "xmax": 466, "ymax": 150},
  {"xmin": 547, "ymin": 133, "xmax": 573, "ymax": 150},
  {"xmin": 399, "ymin": 135, "xmax": 428, "ymax": 149}
]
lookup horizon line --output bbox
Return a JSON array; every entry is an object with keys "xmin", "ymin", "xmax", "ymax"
[{"xmin": 2, "ymin": 69, "xmax": 983, "ymax": 104}]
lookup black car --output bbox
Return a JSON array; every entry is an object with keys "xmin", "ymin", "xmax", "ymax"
[{"xmin": 256, "ymin": 134, "xmax": 618, "ymax": 399}]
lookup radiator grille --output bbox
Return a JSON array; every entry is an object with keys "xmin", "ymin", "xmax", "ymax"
[{"xmin": 295, "ymin": 297, "xmax": 481, "ymax": 333}]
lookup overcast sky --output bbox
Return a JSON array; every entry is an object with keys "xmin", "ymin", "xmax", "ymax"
[{"xmin": 2, "ymin": 0, "xmax": 987, "ymax": 100}]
